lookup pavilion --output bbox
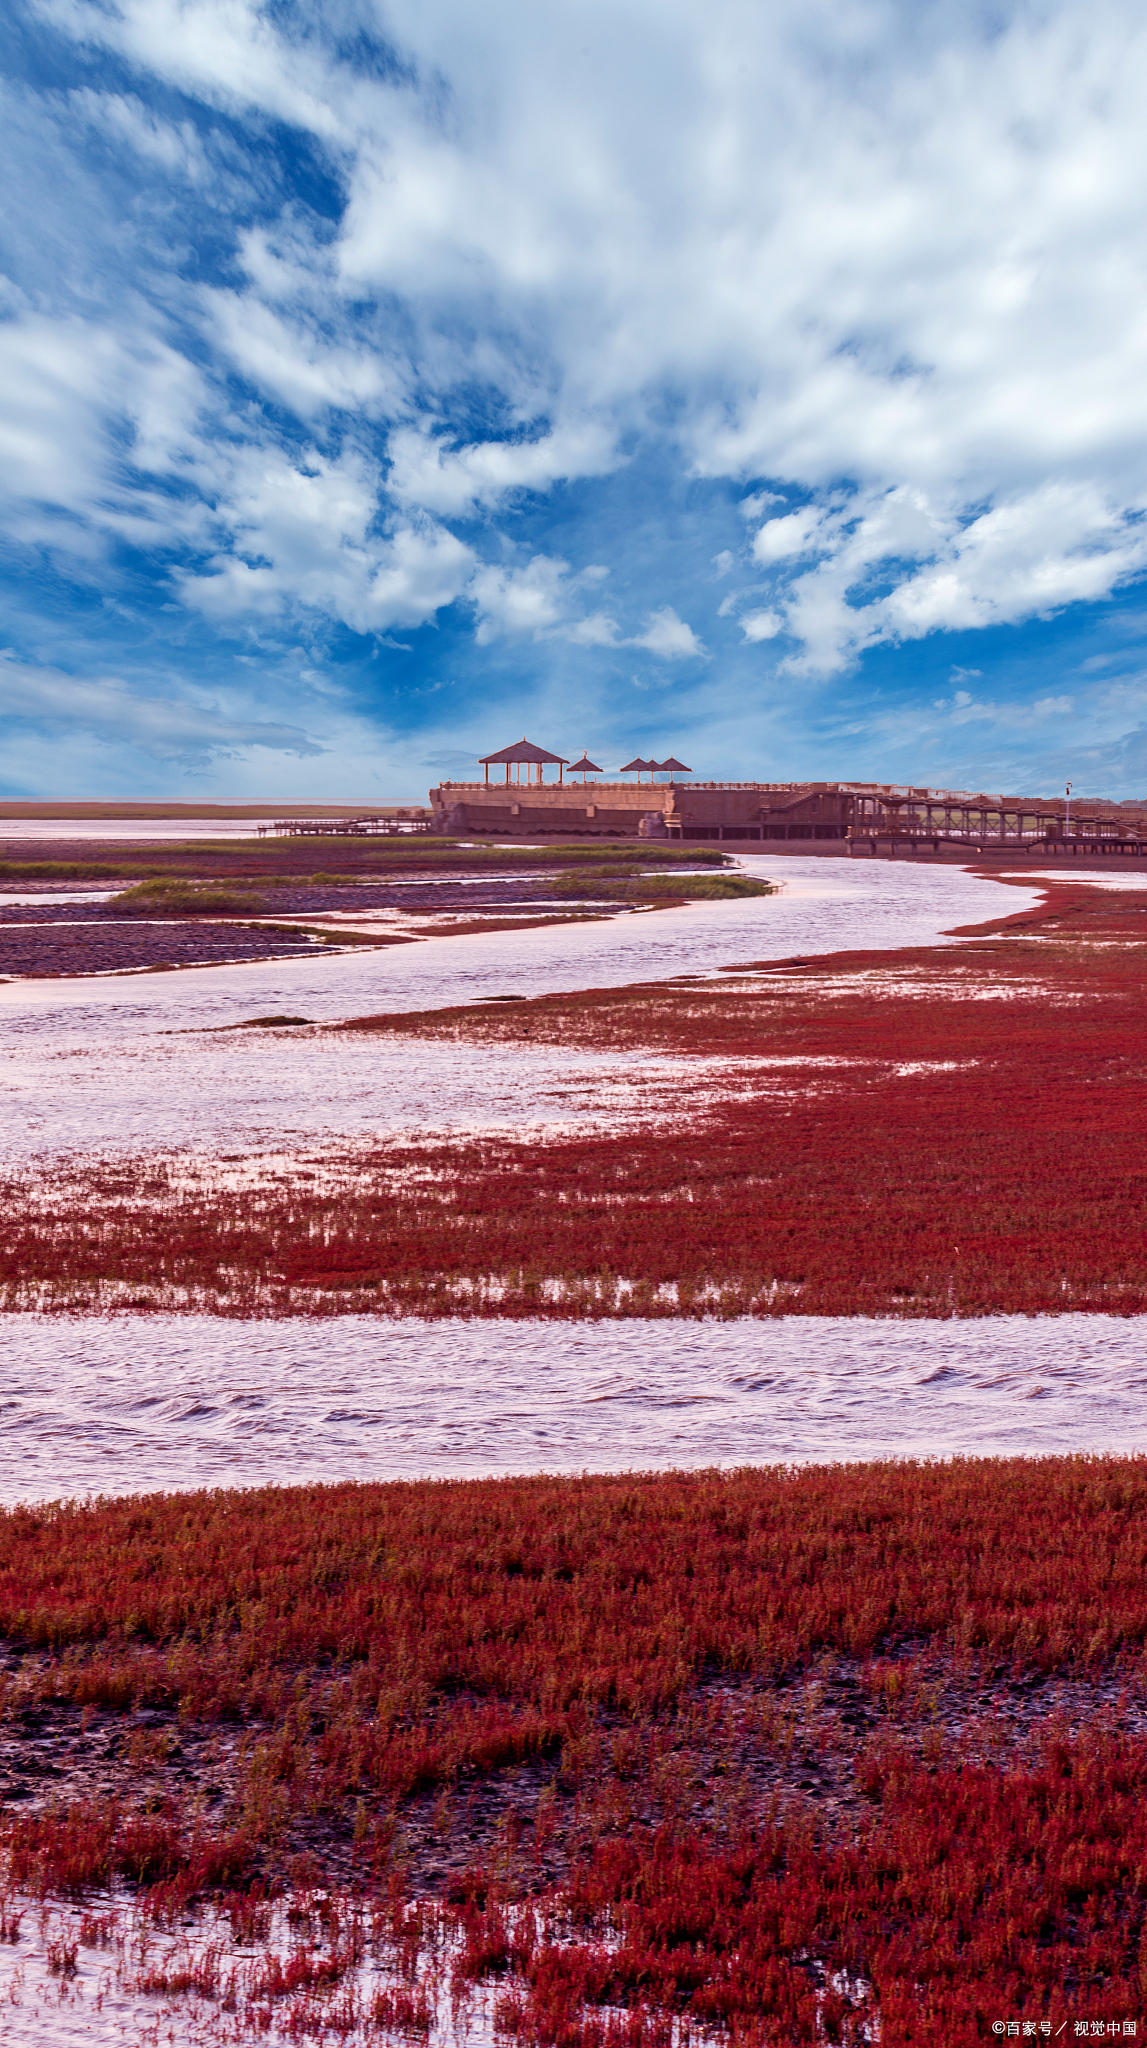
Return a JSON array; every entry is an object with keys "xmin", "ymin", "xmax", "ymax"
[{"xmin": 479, "ymin": 738, "xmax": 570, "ymax": 785}]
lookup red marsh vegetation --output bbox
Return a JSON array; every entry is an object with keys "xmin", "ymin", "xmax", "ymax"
[
  {"xmin": 5, "ymin": 876, "xmax": 1147, "ymax": 1317},
  {"xmin": 3, "ymin": 1457, "xmax": 1147, "ymax": 2039}
]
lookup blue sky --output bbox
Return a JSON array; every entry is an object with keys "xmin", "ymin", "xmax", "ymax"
[{"xmin": 4, "ymin": 0, "xmax": 1147, "ymax": 802}]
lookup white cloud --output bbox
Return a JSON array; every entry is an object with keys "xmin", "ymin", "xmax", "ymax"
[
  {"xmin": 37, "ymin": 0, "xmax": 359, "ymax": 143},
  {"xmin": 17, "ymin": 0, "xmax": 1147, "ymax": 675},
  {"xmin": 738, "ymin": 492, "xmax": 783, "ymax": 522},
  {"xmin": 0, "ymin": 306, "xmax": 465, "ymax": 633},
  {"xmin": 631, "ymin": 607, "xmax": 708, "ymax": 660},
  {"xmin": 0, "ymin": 307, "xmax": 227, "ymax": 571},
  {"xmin": 205, "ymin": 290, "xmax": 401, "ymax": 418},
  {"xmin": 764, "ymin": 481, "xmax": 1147, "ymax": 675},
  {"xmin": 880, "ymin": 486, "xmax": 1147, "ymax": 639},
  {"xmin": 751, "ymin": 509, "xmax": 829, "ymax": 565},
  {"xmin": 925, "ymin": 686, "xmax": 1076, "ymax": 730},
  {"xmin": 470, "ymin": 555, "xmax": 571, "ymax": 641},
  {"xmin": 387, "ymin": 421, "xmax": 619, "ymax": 516},
  {"xmin": 469, "ymin": 555, "xmax": 623, "ymax": 644},
  {"xmin": 182, "ymin": 448, "xmax": 476, "ymax": 632},
  {"xmin": 740, "ymin": 609, "xmax": 783, "ymax": 642},
  {"xmin": 0, "ymin": 314, "xmax": 130, "ymax": 520},
  {"xmin": 564, "ymin": 612, "xmax": 621, "ymax": 646},
  {"xmin": 67, "ymin": 88, "xmax": 208, "ymax": 178}
]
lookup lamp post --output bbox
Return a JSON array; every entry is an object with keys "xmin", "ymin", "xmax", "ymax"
[{"xmin": 1065, "ymin": 781, "xmax": 1072, "ymax": 839}]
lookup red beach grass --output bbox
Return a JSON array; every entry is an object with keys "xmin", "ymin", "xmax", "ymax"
[
  {"xmin": 3, "ymin": 876, "xmax": 1147, "ymax": 1317},
  {"xmin": 3, "ymin": 1457, "xmax": 1147, "ymax": 2038},
  {"xmin": 2, "ymin": 876, "xmax": 1146, "ymax": 2034}
]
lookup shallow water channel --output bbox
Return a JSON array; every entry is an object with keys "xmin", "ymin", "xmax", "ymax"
[{"xmin": 1, "ymin": 1310, "xmax": 1145, "ymax": 1507}]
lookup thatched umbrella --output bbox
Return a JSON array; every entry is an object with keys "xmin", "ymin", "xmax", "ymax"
[{"xmin": 567, "ymin": 753, "xmax": 604, "ymax": 784}]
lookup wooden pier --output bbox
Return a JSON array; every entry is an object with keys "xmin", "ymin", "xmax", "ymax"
[{"xmin": 258, "ymin": 814, "xmax": 434, "ymax": 838}]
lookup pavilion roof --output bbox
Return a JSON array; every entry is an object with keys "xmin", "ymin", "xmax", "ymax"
[
  {"xmin": 568, "ymin": 753, "xmax": 603, "ymax": 773},
  {"xmin": 619, "ymin": 757, "xmax": 656, "ymax": 772},
  {"xmin": 479, "ymin": 736, "xmax": 568, "ymax": 766},
  {"xmin": 654, "ymin": 756, "xmax": 692, "ymax": 773}
]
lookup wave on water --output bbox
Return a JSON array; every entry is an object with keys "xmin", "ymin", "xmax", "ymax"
[{"xmin": 2, "ymin": 1312, "xmax": 1146, "ymax": 1507}]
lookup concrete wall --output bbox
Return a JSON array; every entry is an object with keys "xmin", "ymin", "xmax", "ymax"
[
  {"xmin": 428, "ymin": 779, "xmax": 852, "ymax": 842},
  {"xmin": 430, "ymin": 781, "xmax": 676, "ymax": 837}
]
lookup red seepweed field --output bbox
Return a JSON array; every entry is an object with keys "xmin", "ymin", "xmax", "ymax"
[
  {"xmin": 3, "ymin": 1455, "xmax": 1147, "ymax": 2040},
  {"xmin": 3, "ymin": 870, "xmax": 1147, "ymax": 1318},
  {"xmin": 4, "ymin": 867, "xmax": 1147, "ymax": 2036}
]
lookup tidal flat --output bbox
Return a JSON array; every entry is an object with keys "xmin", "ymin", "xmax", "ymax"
[{"xmin": 0, "ymin": 834, "xmax": 1144, "ymax": 2041}]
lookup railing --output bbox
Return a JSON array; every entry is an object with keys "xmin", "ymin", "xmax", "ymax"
[
  {"xmin": 259, "ymin": 817, "xmax": 434, "ymax": 838},
  {"xmin": 848, "ymin": 823, "xmax": 1147, "ymax": 846},
  {"xmin": 435, "ymin": 779, "xmax": 681, "ymax": 791}
]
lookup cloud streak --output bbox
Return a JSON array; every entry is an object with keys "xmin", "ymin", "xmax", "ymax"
[{"xmin": 0, "ymin": 656, "xmax": 323, "ymax": 762}]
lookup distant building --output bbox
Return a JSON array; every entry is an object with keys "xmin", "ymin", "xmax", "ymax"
[{"xmin": 430, "ymin": 749, "xmax": 1147, "ymax": 854}]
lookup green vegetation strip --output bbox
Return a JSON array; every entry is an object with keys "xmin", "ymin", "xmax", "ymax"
[
  {"xmin": 549, "ymin": 866, "xmax": 775, "ymax": 901},
  {"xmin": 0, "ymin": 860, "xmax": 169, "ymax": 882},
  {"xmin": 111, "ymin": 880, "xmax": 268, "ymax": 915},
  {"xmin": 0, "ymin": 843, "xmax": 732, "ymax": 884}
]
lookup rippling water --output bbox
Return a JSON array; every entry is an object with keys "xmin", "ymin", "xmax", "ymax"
[
  {"xmin": 0, "ymin": 1893, "xmax": 501, "ymax": 2048},
  {"xmin": 2, "ymin": 1312, "xmax": 1145, "ymax": 1507}
]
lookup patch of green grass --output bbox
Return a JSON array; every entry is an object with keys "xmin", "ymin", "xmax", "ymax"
[
  {"xmin": 534, "ymin": 843, "xmax": 730, "ymax": 868},
  {"xmin": 639, "ymin": 871, "xmax": 775, "ymax": 899},
  {"xmin": 110, "ymin": 879, "xmax": 267, "ymax": 916},
  {"xmin": 548, "ymin": 867, "xmax": 775, "ymax": 903}
]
